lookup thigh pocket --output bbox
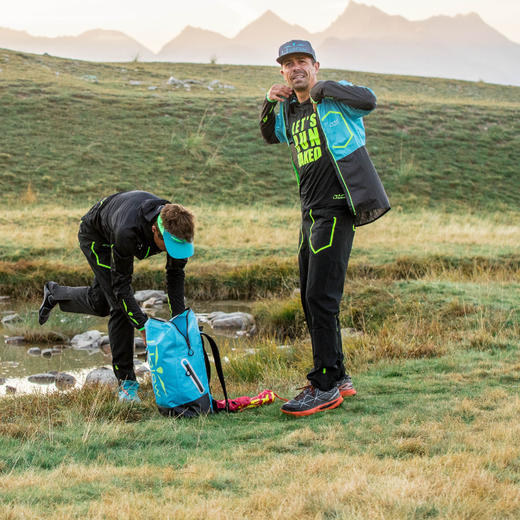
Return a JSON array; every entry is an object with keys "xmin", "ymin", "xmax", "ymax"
[
  {"xmin": 90, "ymin": 241, "xmax": 112, "ymax": 269},
  {"xmin": 309, "ymin": 210, "xmax": 337, "ymax": 254}
]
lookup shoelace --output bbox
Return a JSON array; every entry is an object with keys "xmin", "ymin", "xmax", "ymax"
[
  {"xmin": 293, "ymin": 385, "xmax": 316, "ymax": 400},
  {"xmin": 274, "ymin": 384, "xmax": 316, "ymax": 403}
]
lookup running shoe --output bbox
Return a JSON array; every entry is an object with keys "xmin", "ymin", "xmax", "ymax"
[
  {"xmin": 38, "ymin": 281, "xmax": 58, "ymax": 325},
  {"xmin": 336, "ymin": 375, "xmax": 357, "ymax": 397},
  {"xmin": 118, "ymin": 380, "xmax": 141, "ymax": 403},
  {"xmin": 281, "ymin": 385, "xmax": 343, "ymax": 417}
]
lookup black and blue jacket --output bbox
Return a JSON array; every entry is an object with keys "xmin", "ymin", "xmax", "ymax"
[
  {"xmin": 80, "ymin": 191, "xmax": 186, "ymax": 330},
  {"xmin": 260, "ymin": 80, "xmax": 390, "ymax": 226}
]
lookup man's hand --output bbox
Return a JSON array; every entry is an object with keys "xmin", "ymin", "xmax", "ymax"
[
  {"xmin": 139, "ymin": 328, "xmax": 147, "ymax": 348},
  {"xmin": 267, "ymin": 84, "xmax": 293, "ymax": 102}
]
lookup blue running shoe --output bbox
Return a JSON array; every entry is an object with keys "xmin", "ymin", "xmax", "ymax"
[{"xmin": 118, "ymin": 380, "xmax": 141, "ymax": 403}]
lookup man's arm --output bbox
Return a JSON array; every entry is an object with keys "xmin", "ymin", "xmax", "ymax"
[
  {"xmin": 310, "ymin": 80, "xmax": 376, "ymax": 115},
  {"xmin": 111, "ymin": 234, "xmax": 148, "ymax": 331},
  {"xmin": 259, "ymin": 84, "xmax": 293, "ymax": 144},
  {"xmin": 260, "ymin": 96, "xmax": 279, "ymax": 144},
  {"xmin": 166, "ymin": 256, "xmax": 187, "ymax": 316}
]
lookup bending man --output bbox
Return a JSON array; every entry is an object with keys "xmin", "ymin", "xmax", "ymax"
[{"xmin": 38, "ymin": 190, "xmax": 195, "ymax": 402}]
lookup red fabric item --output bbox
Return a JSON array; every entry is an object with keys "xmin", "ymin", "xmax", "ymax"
[{"xmin": 215, "ymin": 389, "xmax": 277, "ymax": 412}]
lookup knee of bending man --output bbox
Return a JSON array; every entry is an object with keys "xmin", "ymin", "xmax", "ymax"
[{"xmin": 89, "ymin": 291, "xmax": 110, "ymax": 317}]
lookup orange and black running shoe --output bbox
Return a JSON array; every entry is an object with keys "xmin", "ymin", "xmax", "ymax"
[{"xmin": 281, "ymin": 385, "xmax": 343, "ymax": 417}]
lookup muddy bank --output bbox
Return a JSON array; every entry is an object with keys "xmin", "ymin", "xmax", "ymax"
[{"xmin": 2, "ymin": 254, "xmax": 518, "ymax": 301}]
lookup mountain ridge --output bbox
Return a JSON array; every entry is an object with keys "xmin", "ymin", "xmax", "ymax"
[{"xmin": 1, "ymin": 1, "xmax": 518, "ymax": 85}]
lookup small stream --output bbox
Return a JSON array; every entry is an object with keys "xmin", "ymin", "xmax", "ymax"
[{"xmin": 0, "ymin": 297, "xmax": 253, "ymax": 396}]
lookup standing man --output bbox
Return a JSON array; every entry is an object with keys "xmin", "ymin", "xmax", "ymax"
[
  {"xmin": 260, "ymin": 40, "xmax": 390, "ymax": 417},
  {"xmin": 38, "ymin": 190, "xmax": 195, "ymax": 402}
]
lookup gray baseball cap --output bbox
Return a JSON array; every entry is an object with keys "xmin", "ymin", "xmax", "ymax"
[{"xmin": 277, "ymin": 40, "xmax": 316, "ymax": 64}]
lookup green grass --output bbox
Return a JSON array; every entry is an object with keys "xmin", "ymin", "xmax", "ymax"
[
  {"xmin": 1, "ymin": 49, "xmax": 519, "ymax": 212},
  {"xmin": 1, "ymin": 49, "xmax": 519, "ymax": 518},
  {"xmin": 1, "ymin": 344, "xmax": 519, "ymax": 518}
]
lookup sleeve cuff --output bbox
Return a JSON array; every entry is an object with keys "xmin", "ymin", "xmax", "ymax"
[{"xmin": 266, "ymin": 93, "xmax": 277, "ymax": 103}]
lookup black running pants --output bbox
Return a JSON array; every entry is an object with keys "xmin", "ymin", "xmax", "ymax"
[
  {"xmin": 298, "ymin": 208, "xmax": 355, "ymax": 391},
  {"xmin": 51, "ymin": 222, "xmax": 136, "ymax": 381}
]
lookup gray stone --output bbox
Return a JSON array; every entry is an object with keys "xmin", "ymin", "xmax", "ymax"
[
  {"xmin": 208, "ymin": 79, "xmax": 235, "ymax": 90},
  {"xmin": 134, "ymin": 290, "xmax": 167, "ymax": 303},
  {"xmin": 84, "ymin": 367, "xmax": 118, "ymax": 389},
  {"xmin": 166, "ymin": 76, "xmax": 183, "ymax": 86},
  {"xmin": 134, "ymin": 337, "xmax": 146, "ymax": 357},
  {"xmin": 71, "ymin": 330, "xmax": 102, "ymax": 349},
  {"xmin": 6, "ymin": 385, "xmax": 16, "ymax": 394},
  {"xmin": 143, "ymin": 296, "xmax": 164, "ymax": 308},
  {"xmin": 41, "ymin": 348, "xmax": 62, "ymax": 358},
  {"xmin": 129, "ymin": 80, "xmax": 143, "ymax": 85},
  {"xmin": 27, "ymin": 347, "xmax": 42, "ymax": 356},
  {"xmin": 1, "ymin": 313, "xmax": 21, "ymax": 325},
  {"xmin": 135, "ymin": 364, "xmax": 150, "ymax": 377},
  {"xmin": 4, "ymin": 336, "xmax": 25, "ymax": 345},
  {"xmin": 0, "ymin": 377, "xmax": 5, "ymax": 385},
  {"xmin": 206, "ymin": 311, "xmax": 256, "ymax": 332},
  {"xmin": 55, "ymin": 372, "xmax": 76, "ymax": 390},
  {"xmin": 28, "ymin": 373, "xmax": 57, "ymax": 384},
  {"xmin": 81, "ymin": 74, "xmax": 98, "ymax": 83},
  {"xmin": 100, "ymin": 343, "xmax": 112, "ymax": 357},
  {"xmin": 100, "ymin": 335, "xmax": 110, "ymax": 346}
]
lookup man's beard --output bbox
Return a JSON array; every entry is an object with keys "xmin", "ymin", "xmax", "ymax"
[
  {"xmin": 292, "ymin": 83, "xmax": 308, "ymax": 92},
  {"xmin": 291, "ymin": 78, "xmax": 309, "ymax": 92}
]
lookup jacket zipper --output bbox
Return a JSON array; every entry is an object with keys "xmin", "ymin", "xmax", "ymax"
[{"xmin": 281, "ymin": 101, "xmax": 301, "ymax": 186}]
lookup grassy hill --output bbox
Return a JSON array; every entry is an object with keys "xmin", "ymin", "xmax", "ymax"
[
  {"xmin": 0, "ymin": 48, "xmax": 519, "ymax": 211},
  {"xmin": 1, "ymin": 50, "xmax": 520, "ymax": 518}
]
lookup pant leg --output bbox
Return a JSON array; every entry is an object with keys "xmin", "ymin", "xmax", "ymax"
[
  {"xmin": 54, "ymin": 224, "xmax": 136, "ymax": 381},
  {"xmin": 107, "ymin": 307, "xmax": 136, "ymax": 381},
  {"xmin": 54, "ymin": 277, "xmax": 110, "ymax": 317},
  {"xmin": 298, "ymin": 221, "xmax": 311, "ymax": 331},
  {"xmin": 302, "ymin": 208, "xmax": 355, "ymax": 390}
]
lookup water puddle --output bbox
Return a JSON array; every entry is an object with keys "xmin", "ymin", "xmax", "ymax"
[{"xmin": 0, "ymin": 297, "xmax": 254, "ymax": 396}]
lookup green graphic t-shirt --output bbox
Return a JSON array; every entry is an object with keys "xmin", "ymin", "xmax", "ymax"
[{"xmin": 287, "ymin": 99, "xmax": 346, "ymax": 211}]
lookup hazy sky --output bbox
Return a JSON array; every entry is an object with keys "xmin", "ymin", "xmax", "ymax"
[{"xmin": 1, "ymin": 0, "xmax": 519, "ymax": 52}]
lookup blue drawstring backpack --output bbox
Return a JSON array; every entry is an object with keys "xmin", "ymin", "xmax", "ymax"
[{"xmin": 145, "ymin": 309, "xmax": 229, "ymax": 417}]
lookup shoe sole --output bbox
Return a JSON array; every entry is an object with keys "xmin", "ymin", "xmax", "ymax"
[
  {"xmin": 281, "ymin": 395, "xmax": 344, "ymax": 417},
  {"xmin": 339, "ymin": 388, "xmax": 357, "ymax": 397}
]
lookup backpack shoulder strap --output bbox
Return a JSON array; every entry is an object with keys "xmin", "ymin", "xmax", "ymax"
[{"xmin": 201, "ymin": 332, "xmax": 229, "ymax": 412}]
